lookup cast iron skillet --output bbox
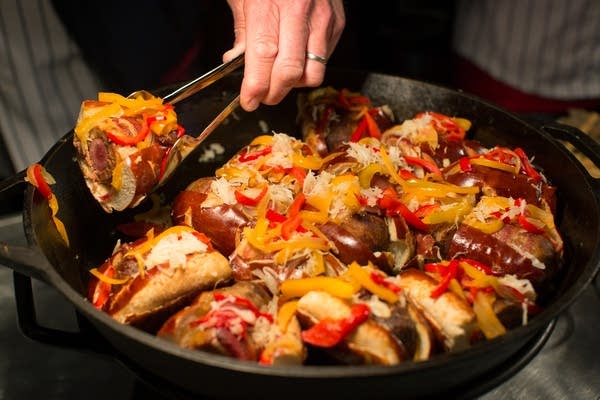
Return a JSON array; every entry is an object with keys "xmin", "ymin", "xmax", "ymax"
[{"xmin": 1, "ymin": 70, "xmax": 600, "ymax": 400}]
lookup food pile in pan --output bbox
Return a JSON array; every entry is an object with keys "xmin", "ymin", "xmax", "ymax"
[{"xmin": 83, "ymin": 87, "xmax": 564, "ymax": 366}]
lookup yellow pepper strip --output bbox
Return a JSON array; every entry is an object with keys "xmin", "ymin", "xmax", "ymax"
[
  {"xmin": 266, "ymin": 237, "xmax": 330, "ymax": 253},
  {"xmin": 48, "ymin": 194, "xmax": 70, "ymax": 247},
  {"xmin": 277, "ymin": 300, "xmax": 299, "ymax": 331},
  {"xmin": 111, "ymin": 161, "xmax": 125, "ymax": 191},
  {"xmin": 320, "ymin": 151, "xmax": 346, "ymax": 166},
  {"xmin": 463, "ymin": 217, "xmax": 504, "ymax": 234},
  {"xmin": 472, "ymin": 291, "xmax": 507, "ymax": 339},
  {"xmin": 379, "ymin": 146, "xmax": 406, "ymax": 186},
  {"xmin": 75, "ymin": 103, "xmax": 122, "ymax": 140},
  {"xmin": 452, "ymin": 117, "xmax": 471, "ymax": 132},
  {"xmin": 89, "ymin": 267, "xmax": 130, "ymax": 285},
  {"xmin": 130, "ymin": 251, "xmax": 147, "ymax": 278},
  {"xmin": 301, "ymin": 221, "xmax": 336, "ymax": 250},
  {"xmin": 358, "ymin": 164, "xmax": 387, "ymax": 188},
  {"xmin": 274, "ymin": 247, "xmax": 291, "ymax": 265},
  {"xmin": 404, "ymin": 180, "xmax": 480, "ymax": 197},
  {"xmin": 357, "ymin": 137, "xmax": 381, "ymax": 147},
  {"xmin": 347, "ymin": 262, "xmax": 398, "ymax": 303},
  {"xmin": 470, "ymin": 158, "xmax": 519, "ymax": 175},
  {"xmin": 292, "ymin": 153, "xmax": 323, "ymax": 170},
  {"xmin": 299, "ymin": 209, "xmax": 329, "ymax": 224},
  {"xmin": 422, "ymin": 201, "xmax": 472, "ymax": 225},
  {"xmin": 448, "ymin": 278, "xmax": 466, "ymax": 300},
  {"xmin": 98, "ymin": 92, "xmax": 163, "ymax": 109},
  {"xmin": 312, "ymin": 250, "xmax": 325, "ymax": 275},
  {"xmin": 249, "ymin": 135, "xmax": 274, "ymax": 146},
  {"xmin": 459, "ymin": 262, "xmax": 499, "ymax": 291},
  {"xmin": 148, "ymin": 108, "xmax": 178, "ymax": 136},
  {"xmin": 306, "ymin": 192, "xmax": 333, "ymax": 216},
  {"xmin": 280, "ymin": 277, "xmax": 358, "ymax": 299}
]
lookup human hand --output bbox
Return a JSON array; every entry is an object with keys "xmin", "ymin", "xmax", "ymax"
[{"xmin": 223, "ymin": 0, "xmax": 345, "ymax": 111}]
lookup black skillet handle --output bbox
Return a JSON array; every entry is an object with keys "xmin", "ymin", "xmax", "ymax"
[
  {"xmin": 0, "ymin": 168, "xmax": 111, "ymax": 355},
  {"xmin": 541, "ymin": 122, "xmax": 600, "ymax": 181},
  {"xmin": 12, "ymin": 271, "xmax": 112, "ymax": 355}
]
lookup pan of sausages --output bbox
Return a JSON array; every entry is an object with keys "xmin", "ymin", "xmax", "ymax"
[{"xmin": 1, "ymin": 69, "xmax": 599, "ymax": 399}]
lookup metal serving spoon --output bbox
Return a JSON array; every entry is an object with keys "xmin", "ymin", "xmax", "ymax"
[{"xmin": 130, "ymin": 53, "xmax": 244, "ymax": 203}]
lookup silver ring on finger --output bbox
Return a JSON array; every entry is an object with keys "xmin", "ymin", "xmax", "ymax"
[{"xmin": 306, "ymin": 51, "xmax": 328, "ymax": 65}]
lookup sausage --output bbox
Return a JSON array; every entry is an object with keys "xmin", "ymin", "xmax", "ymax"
[
  {"xmin": 397, "ymin": 269, "xmax": 477, "ymax": 351},
  {"xmin": 157, "ymin": 281, "xmax": 279, "ymax": 362},
  {"xmin": 447, "ymin": 223, "xmax": 560, "ymax": 289},
  {"xmin": 74, "ymin": 95, "xmax": 181, "ymax": 212},
  {"xmin": 87, "ymin": 226, "xmax": 232, "ymax": 331},
  {"xmin": 295, "ymin": 290, "xmax": 408, "ymax": 365},
  {"xmin": 171, "ymin": 177, "xmax": 251, "ymax": 256},
  {"xmin": 445, "ymin": 164, "xmax": 557, "ymax": 211},
  {"xmin": 298, "ymin": 87, "xmax": 394, "ymax": 155}
]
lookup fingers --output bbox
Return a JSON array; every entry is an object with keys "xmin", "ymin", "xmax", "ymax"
[
  {"xmin": 238, "ymin": 0, "xmax": 280, "ymax": 111},
  {"xmin": 302, "ymin": 1, "xmax": 333, "ymax": 87},
  {"xmin": 223, "ymin": 0, "xmax": 246, "ymax": 62},
  {"xmin": 261, "ymin": 1, "xmax": 311, "ymax": 105},
  {"xmin": 302, "ymin": 0, "xmax": 346, "ymax": 87},
  {"xmin": 230, "ymin": 0, "xmax": 346, "ymax": 112}
]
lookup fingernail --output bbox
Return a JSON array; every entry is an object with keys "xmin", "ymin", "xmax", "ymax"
[{"xmin": 245, "ymin": 97, "xmax": 259, "ymax": 112}]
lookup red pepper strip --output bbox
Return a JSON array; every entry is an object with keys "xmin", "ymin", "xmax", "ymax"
[
  {"xmin": 377, "ymin": 188, "xmax": 429, "ymax": 231},
  {"xmin": 213, "ymin": 293, "xmax": 274, "ymax": 322},
  {"xmin": 404, "ymin": 155, "xmax": 442, "ymax": 175},
  {"xmin": 29, "ymin": 163, "xmax": 53, "ymax": 199},
  {"xmin": 414, "ymin": 203, "xmax": 440, "ymax": 218},
  {"xmin": 192, "ymin": 231, "xmax": 213, "ymax": 250},
  {"xmin": 370, "ymin": 272, "xmax": 401, "ymax": 293},
  {"xmin": 484, "ymin": 147, "xmax": 516, "ymax": 165},
  {"xmin": 266, "ymin": 208, "xmax": 287, "ymax": 224},
  {"xmin": 349, "ymin": 117, "xmax": 368, "ymax": 142},
  {"xmin": 399, "ymin": 169, "xmax": 417, "ymax": 180},
  {"xmin": 234, "ymin": 185, "xmax": 268, "ymax": 206},
  {"xmin": 424, "ymin": 262, "xmax": 443, "ymax": 274},
  {"xmin": 288, "ymin": 193, "xmax": 306, "ymax": 217},
  {"xmin": 176, "ymin": 124, "xmax": 186, "ymax": 138},
  {"xmin": 363, "ymin": 111, "xmax": 381, "ymax": 139},
  {"xmin": 356, "ymin": 194, "xmax": 369, "ymax": 207},
  {"xmin": 107, "ymin": 116, "xmax": 150, "ymax": 146},
  {"xmin": 157, "ymin": 146, "xmax": 172, "ymax": 182},
  {"xmin": 459, "ymin": 157, "xmax": 473, "ymax": 172},
  {"xmin": 316, "ymin": 105, "xmax": 334, "ymax": 135},
  {"xmin": 430, "ymin": 259, "xmax": 458, "ymax": 298},
  {"xmin": 238, "ymin": 145, "xmax": 272, "ymax": 162},
  {"xmin": 416, "ymin": 112, "xmax": 465, "ymax": 141},
  {"xmin": 514, "ymin": 147, "xmax": 542, "ymax": 183},
  {"xmin": 90, "ymin": 263, "xmax": 114, "ymax": 309},
  {"xmin": 281, "ymin": 214, "xmax": 303, "ymax": 240},
  {"xmin": 285, "ymin": 166, "xmax": 307, "ymax": 186},
  {"xmin": 518, "ymin": 214, "xmax": 546, "ymax": 234},
  {"xmin": 301, "ymin": 303, "xmax": 370, "ymax": 348}
]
